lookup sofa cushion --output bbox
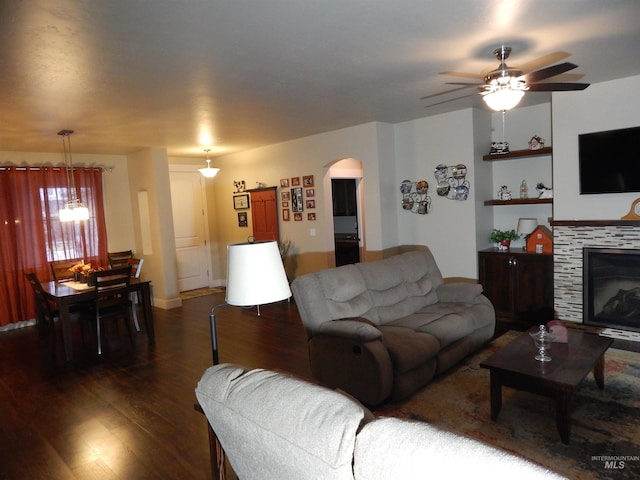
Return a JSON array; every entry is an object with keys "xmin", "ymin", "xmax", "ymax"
[
  {"xmin": 196, "ymin": 364, "xmax": 366, "ymax": 480},
  {"xmin": 354, "ymin": 418, "xmax": 567, "ymax": 480},
  {"xmin": 420, "ymin": 301, "xmax": 495, "ymax": 331},
  {"xmin": 385, "ymin": 309, "xmax": 482, "ymax": 351},
  {"xmin": 315, "ymin": 264, "xmax": 375, "ymax": 319},
  {"xmin": 317, "ymin": 317, "xmax": 383, "ymax": 342},
  {"xmin": 436, "ymin": 281, "xmax": 483, "ymax": 303},
  {"xmin": 356, "ymin": 251, "xmax": 440, "ymax": 323},
  {"xmin": 379, "ymin": 326, "xmax": 440, "ymax": 374}
]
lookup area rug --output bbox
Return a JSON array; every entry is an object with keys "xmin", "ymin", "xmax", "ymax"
[
  {"xmin": 179, "ymin": 286, "xmax": 225, "ymax": 300},
  {"xmin": 375, "ymin": 331, "xmax": 640, "ymax": 479}
]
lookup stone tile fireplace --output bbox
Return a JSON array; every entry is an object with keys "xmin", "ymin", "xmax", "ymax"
[
  {"xmin": 583, "ymin": 246, "xmax": 640, "ymax": 332},
  {"xmin": 553, "ymin": 222, "xmax": 640, "ymax": 332}
]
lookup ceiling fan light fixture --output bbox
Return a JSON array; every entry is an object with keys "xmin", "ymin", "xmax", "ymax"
[
  {"xmin": 482, "ymin": 87, "xmax": 525, "ymax": 112},
  {"xmin": 199, "ymin": 149, "xmax": 220, "ymax": 178}
]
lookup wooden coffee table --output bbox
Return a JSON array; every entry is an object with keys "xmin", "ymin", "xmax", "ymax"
[{"xmin": 480, "ymin": 330, "xmax": 613, "ymax": 444}]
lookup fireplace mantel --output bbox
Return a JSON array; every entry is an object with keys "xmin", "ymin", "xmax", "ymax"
[{"xmin": 551, "ymin": 220, "xmax": 640, "ymax": 227}]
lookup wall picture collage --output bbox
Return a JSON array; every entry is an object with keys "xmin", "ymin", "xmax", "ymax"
[{"xmin": 280, "ymin": 175, "xmax": 315, "ymax": 221}]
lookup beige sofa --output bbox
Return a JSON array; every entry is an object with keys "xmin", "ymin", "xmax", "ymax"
[
  {"xmin": 291, "ymin": 248, "xmax": 495, "ymax": 405},
  {"xmin": 195, "ymin": 364, "xmax": 566, "ymax": 480}
]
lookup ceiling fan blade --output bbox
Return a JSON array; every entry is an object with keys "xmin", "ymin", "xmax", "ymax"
[
  {"xmin": 523, "ymin": 63, "xmax": 578, "ymax": 83},
  {"xmin": 527, "ymin": 82, "xmax": 590, "ymax": 92},
  {"xmin": 445, "ymin": 82, "xmax": 484, "ymax": 86},
  {"xmin": 423, "ymin": 93, "xmax": 477, "ymax": 108},
  {"xmin": 549, "ymin": 73, "xmax": 585, "ymax": 82},
  {"xmin": 519, "ymin": 51, "xmax": 571, "ymax": 74},
  {"xmin": 420, "ymin": 84, "xmax": 478, "ymax": 100},
  {"xmin": 439, "ymin": 71, "xmax": 484, "ymax": 80}
]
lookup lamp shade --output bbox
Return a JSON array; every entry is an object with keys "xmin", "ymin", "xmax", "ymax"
[
  {"xmin": 226, "ymin": 240, "xmax": 291, "ymax": 306},
  {"xmin": 517, "ymin": 218, "xmax": 538, "ymax": 236}
]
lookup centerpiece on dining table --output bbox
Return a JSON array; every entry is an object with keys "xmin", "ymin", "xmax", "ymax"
[{"xmin": 68, "ymin": 262, "xmax": 105, "ymax": 286}]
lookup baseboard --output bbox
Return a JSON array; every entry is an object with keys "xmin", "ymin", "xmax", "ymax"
[{"xmin": 153, "ymin": 296, "xmax": 182, "ymax": 309}]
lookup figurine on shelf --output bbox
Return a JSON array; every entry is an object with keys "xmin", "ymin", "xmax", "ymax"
[
  {"xmin": 536, "ymin": 182, "xmax": 553, "ymax": 199},
  {"xmin": 528, "ymin": 135, "xmax": 545, "ymax": 150},
  {"xmin": 490, "ymin": 141, "xmax": 510, "ymax": 155},
  {"xmin": 497, "ymin": 185, "xmax": 512, "ymax": 201}
]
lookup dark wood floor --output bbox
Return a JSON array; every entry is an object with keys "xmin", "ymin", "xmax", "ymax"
[
  {"xmin": 0, "ymin": 293, "xmax": 311, "ymax": 480},
  {"xmin": 3, "ymin": 294, "xmax": 637, "ymax": 480}
]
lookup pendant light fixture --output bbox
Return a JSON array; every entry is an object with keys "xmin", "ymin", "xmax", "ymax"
[
  {"xmin": 58, "ymin": 129, "xmax": 90, "ymax": 222},
  {"xmin": 199, "ymin": 148, "xmax": 220, "ymax": 178}
]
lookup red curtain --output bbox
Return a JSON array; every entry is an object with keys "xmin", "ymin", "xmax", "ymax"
[{"xmin": 0, "ymin": 166, "xmax": 108, "ymax": 327}]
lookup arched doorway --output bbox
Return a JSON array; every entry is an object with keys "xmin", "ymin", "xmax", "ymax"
[{"xmin": 326, "ymin": 158, "xmax": 364, "ymax": 266}]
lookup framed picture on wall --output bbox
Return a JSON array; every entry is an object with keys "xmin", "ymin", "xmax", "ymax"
[
  {"xmin": 233, "ymin": 194, "xmax": 249, "ymax": 210},
  {"xmin": 303, "ymin": 175, "xmax": 314, "ymax": 187},
  {"xmin": 291, "ymin": 187, "xmax": 303, "ymax": 212},
  {"xmin": 280, "ymin": 178, "xmax": 290, "ymax": 188},
  {"xmin": 237, "ymin": 212, "xmax": 248, "ymax": 227},
  {"xmin": 282, "ymin": 209, "xmax": 290, "ymax": 221},
  {"xmin": 281, "ymin": 191, "xmax": 290, "ymax": 201},
  {"xmin": 306, "ymin": 199, "xmax": 315, "ymax": 209},
  {"xmin": 291, "ymin": 177, "xmax": 301, "ymax": 186},
  {"xmin": 305, "ymin": 188, "xmax": 314, "ymax": 197},
  {"xmin": 308, "ymin": 213, "xmax": 316, "ymax": 221},
  {"xmin": 294, "ymin": 212, "xmax": 302, "ymax": 221},
  {"xmin": 281, "ymin": 201, "xmax": 289, "ymax": 208}
]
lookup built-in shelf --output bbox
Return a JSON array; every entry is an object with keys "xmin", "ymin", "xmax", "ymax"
[
  {"xmin": 484, "ymin": 198, "xmax": 553, "ymax": 206},
  {"xmin": 483, "ymin": 146, "xmax": 552, "ymax": 161},
  {"xmin": 484, "ymin": 146, "xmax": 553, "ymax": 206}
]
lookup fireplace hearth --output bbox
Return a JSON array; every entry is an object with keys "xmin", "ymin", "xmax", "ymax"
[{"xmin": 584, "ymin": 247, "xmax": 640, "ymax": 333}]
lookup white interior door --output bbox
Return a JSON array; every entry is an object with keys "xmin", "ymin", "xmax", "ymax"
[{"xmin": 169, "ymin": 169, "xmax": 211, "ymax": 292}]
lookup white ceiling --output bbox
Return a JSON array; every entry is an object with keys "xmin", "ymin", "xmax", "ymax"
[{"xmin": 1, "ymin": 0, "xmax": 639, "ymax": 158}]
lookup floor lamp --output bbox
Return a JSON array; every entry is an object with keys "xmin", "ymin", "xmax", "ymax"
[{"xmin": 209, "ymin": 240, "xmax": 291, "ymax": 364}]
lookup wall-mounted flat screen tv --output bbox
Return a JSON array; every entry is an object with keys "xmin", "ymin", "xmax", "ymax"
[{"xmin": 579, "ymin": 125, "xmax": 640, "ymax": 194}]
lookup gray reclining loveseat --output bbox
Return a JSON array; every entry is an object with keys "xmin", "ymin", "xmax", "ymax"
[{"xmin": 291, "ymin": 248, "xmax": 496, "ymax": 405}]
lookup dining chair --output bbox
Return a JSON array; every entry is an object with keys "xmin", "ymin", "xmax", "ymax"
[
  {"xmin": 24, "ymin": 272, "xmax": 58, "ymax": 342},
  {"xmin": 108, "ymin": 250, "xmax": 134, "ymax": 269},
  {"xmin": 88, "ymin": 265, "xmax": 134, "ymax": 355},
  {"xmin": 127, "ymin": 257, "xmax": 144, "ymax": 332},
  {"xmin": 50, "ymin": 258, "xmax": 83, "ymax": 282}
]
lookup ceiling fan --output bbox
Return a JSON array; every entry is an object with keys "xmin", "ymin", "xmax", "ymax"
[{"xmin": 422, "ymin": 46, "xmax": 590, "ymax": 111}]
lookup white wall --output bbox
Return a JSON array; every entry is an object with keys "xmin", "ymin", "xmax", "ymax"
[
  {"xmin": 207, "ymin": 121, "xmax": 396, "ymax": 277},
  {"xmin": 552, "ymin": 75, "xmax": 640, "ymax": 220},
  {"xmin": 394, "ymin": 108, "xmax": 482, "ymax": 278}
]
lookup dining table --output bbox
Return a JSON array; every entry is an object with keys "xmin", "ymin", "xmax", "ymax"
[{"xmin": 40, "ymin": 278, "xmax": 155, "ymax": 362}]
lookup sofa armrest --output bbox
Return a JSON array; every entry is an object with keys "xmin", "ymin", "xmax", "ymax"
[
  {"xmin": 317, "ymin": 320, "xmax": 382, "ymax": 342},
  {"xmin": 354, "ymin": 418, "xmax": 567, "ymax": 479},
  {"xmin": 436, "ymin": 282, "xmax": 483, "ymax": 303},
  {"xmin": 309, "ymin": 335, "xmax": 393, "ymax": 406}
]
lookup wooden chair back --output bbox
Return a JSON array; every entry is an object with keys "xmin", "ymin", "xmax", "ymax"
[
  {"xmin": 127, "ymin": 258, "xmax": 144, "ymax": 278},
  {"xmin": 89, "ymin": 266, "xmax": 133, "ymax": 355},
  {"xmin": 92, "ymin": 266, "xmax": 133, "ymax": 307},
  {"xmin": 24, "ymin": 272, "xmax": 56, "ymax": 337},
  {"xmin": 108, "ymin": 250, "xmax": 134, "ymax": 269},
  {"xmin": 50, "ymin": 258, "xmax": 83, "ymax": 282}
]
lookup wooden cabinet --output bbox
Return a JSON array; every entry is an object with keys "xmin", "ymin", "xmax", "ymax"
[
  {"xmin": 483, "ymin": 147, "xmax": 553, "ymax": 206},
  {"xmin": 478, "ymin": 249, "xmax": 554, "ymax": 322},
  {"xmin": 248, "ymin": 187, "xmax": 279, "ymax": 242},
  {"xmin": 331, "ymin": 179, "xmax": 357, "ymax": 216}
]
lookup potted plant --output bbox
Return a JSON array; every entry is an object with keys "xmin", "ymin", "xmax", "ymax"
[{"xmin": 489, "ymin": 229, "xmax": 520, "ymax": 250}]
